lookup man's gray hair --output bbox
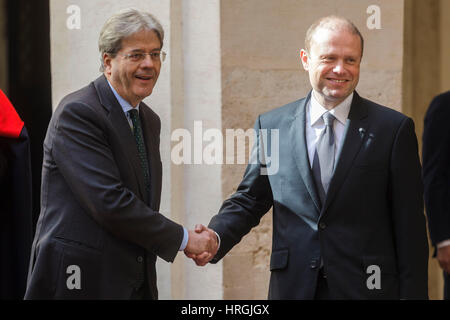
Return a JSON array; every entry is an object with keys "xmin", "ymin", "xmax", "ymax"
[{"xmin": 98, "ymin": 8, "xmax": 164, "ymax": 72}]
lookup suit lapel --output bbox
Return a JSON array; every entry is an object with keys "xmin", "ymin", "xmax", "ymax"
[
  {"xmin": 93, "ymin": 75, "xmax": 147, "ymax": 201},
  {"xmin": 290, "ymin": 93, "xmax": 322, "ymax": 213},
  {"xmin": 321, "ymin": 92, "xmax": 369, "ymax": 215}
]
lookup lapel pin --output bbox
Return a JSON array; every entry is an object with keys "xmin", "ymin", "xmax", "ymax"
[{"xmin": 359, "ymin": 128, "xmax": 366, "ymax": 137}]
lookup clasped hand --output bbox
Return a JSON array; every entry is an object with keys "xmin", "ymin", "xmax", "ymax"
[
  {"xmin": 437, "ymin": 245, "xmax": 450, "ymax": 274},
  {"xmin": 184, "ymin": 224, "xmax": 218, "ymax": 266}
]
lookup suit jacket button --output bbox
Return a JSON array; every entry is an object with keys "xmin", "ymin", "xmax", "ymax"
[
  {"xmin": 319, "ymin": 222, "xmax": 327, "ymax": 230},
  {"xmin": 310, "ymin": 260, "xmax": 318, "ymax": 269},
  {"xmin": 137, "ymin": 256, "xmax": 144, "ymax": 263}
]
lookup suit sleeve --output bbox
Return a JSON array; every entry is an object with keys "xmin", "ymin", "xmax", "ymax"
[
  {"xmin": 51, "ymin": 101, "xmax": 183, "ymax": 262},
  {"xmin": 422, "ymin": 97, "xmax": 450, "ymax": 246},
  {"xmin": 209, "ymin": 116, "xmax": 273, "ymax": 262},
  {"xmin": 389, "ymin": 117, "xmax": 429, "ymax": 299}
]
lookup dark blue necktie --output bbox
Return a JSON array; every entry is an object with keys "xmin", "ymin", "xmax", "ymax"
[{"xmin": 129, "ymin": 109, "xmax": 150, "ymax": 196}]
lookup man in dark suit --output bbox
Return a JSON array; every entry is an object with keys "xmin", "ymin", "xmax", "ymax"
[
  {"xmin": 190, "ymin": 16, "xmax": 429, "ymax": 299},
  {"xmin": 25, "ymin": 8, "xmax": 216, "ymax": 300},
  {"xmin": 0, "ymin": 90, "xmax": 33, "ymax": 299},
  {"xmin": 423, "ymin": 91, "xmax": 450, "ymax": 300}
]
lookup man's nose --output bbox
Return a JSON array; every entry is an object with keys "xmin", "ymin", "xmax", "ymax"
[{"xmin": 332, "ymin": 61, "xmax": 345, "ymax": 74}]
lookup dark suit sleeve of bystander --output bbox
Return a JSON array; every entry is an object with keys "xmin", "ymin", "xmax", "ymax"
[{"xmin": 423, "ymin": 92, "xmax": 450, "ymax": 247}]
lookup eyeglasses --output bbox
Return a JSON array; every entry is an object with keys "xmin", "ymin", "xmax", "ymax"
[{"xmin": 122, "ymin": 51, "xmax": 167, "ymax": 63}]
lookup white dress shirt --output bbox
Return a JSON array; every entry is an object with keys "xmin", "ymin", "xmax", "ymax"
[
  {"xmin": 306, "ymin": 91, "xmax": 353, "ymax": 168},
  {"xmin": 438, "ymin": 240, "xmax": 450, "ymax": 248}
]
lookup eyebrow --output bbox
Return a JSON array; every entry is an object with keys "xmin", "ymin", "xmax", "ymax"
[
  {"xmin": 318, "ymin": 54, "xmax": 335, "ymax": 59},
  {"xmin": 318, "ymin": 54, "xmax": 359, "ymax": 60},
  {"xmin": 129, "ymin": 48, "xmax": 162, "ymax": 53}
]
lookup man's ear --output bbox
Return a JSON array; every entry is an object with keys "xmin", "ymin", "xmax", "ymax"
[{"xmin": 300, "ymin": 49, "xmax": 309, "ymax": 71}]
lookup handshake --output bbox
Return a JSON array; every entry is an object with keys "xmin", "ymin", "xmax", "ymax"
[{"xmin": 184, "ymin": 224, "xmax": 219, "ymax": 266}]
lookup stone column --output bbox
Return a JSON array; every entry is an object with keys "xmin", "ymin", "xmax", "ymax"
[{"xmin": 180, "ymin": 0, "xmax": 223, "ymax": 299}]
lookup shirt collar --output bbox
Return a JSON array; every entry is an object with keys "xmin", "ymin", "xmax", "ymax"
[
  {"xmin": 107, "ymin": 80, "xmax": 140, "ymax": 114},
  {"xmin": 309, "ymin": 91, "xmax": 353, "ymax": 126}
]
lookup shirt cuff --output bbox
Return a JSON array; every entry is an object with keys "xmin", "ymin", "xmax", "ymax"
[
  {"xmin": 215, "ymin": 231, "xmax": 221, "ymax": 251},
  {"xmin": 179, "ymin": 227, "xmax": 189, "ymax": 251},
  {"xmin": 437, "ymin": 239, "xmax": 450, "ymax": 249}
]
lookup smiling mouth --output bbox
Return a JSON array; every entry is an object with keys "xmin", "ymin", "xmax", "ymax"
[{"xmin": 135, "ymin": 75, "xmax": 153, "ymax": 80}]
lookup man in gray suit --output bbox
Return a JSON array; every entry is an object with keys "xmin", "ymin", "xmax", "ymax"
[
  {"xmin": 25, "ymin": 8, "xmax": 216, "ymax": 299},
  {"xmin": 191, "ymin": 16, "xmax": 429, "ymax": 299}
]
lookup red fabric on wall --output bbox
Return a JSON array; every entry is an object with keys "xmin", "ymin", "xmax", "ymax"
[{"xmin": 0, "ymin": 89, "xmax": 24, "ymax": 138}]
